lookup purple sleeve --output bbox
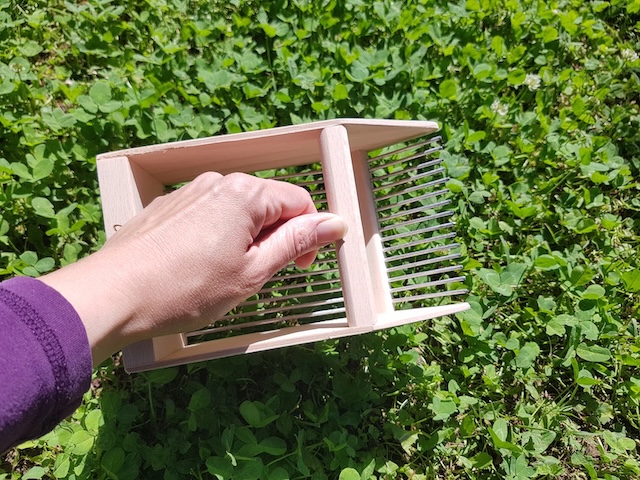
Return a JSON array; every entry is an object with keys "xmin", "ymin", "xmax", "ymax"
[{"xmin": 0, "ymin": 277, "xmax": 92, "ymax": 452}]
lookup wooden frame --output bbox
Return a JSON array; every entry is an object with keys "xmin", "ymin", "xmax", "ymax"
[{"xmin": 96, "ymin": 119, "xmax": 470, "ymax": 372}]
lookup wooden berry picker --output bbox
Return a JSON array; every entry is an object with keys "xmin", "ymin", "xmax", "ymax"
[{"xmin": 97, "ymin": 119, "xmax": 470, "ymax": 372}]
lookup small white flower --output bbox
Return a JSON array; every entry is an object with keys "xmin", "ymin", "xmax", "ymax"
[
  {"xmin": 65, "ymin": 79, "xmax": 73, "ymax": 85},
  {"xmin": 491, "ymin": 99, "xmax": 508, "ymax": 116},
  {"xmin": 621, "ymin": 48, "xmax": 639, "ymax": 63},
  {"xmin": 524, "ymin": 73, "xmax": 541, "ymax": 91}
]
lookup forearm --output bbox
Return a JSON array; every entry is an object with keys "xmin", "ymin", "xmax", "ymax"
[
  {"xmin": 39, "ymin": 251, "xmax": 138, "ymax": 366},
  {"xmin": 0, "ymin": 277, "xmax": 92, "ymax": 452}
]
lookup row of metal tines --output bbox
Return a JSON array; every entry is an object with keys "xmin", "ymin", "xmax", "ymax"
[
  {"xmin": 185, "ymin": 136, "xmax": 465, "ymax": 343},
  {"xmin": 370, "ymin": 135, "xmax": 467, "ymax": 305}
]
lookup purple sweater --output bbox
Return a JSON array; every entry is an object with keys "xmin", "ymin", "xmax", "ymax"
[{"xmin": 0, "ymin": 277, "xmax": 92, "ymax": 452}]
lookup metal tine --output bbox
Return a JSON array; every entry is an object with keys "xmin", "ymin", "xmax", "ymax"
[
  {"xmin": 276, "ymin": 248, "xmax": 338, "ymax": 267},
  {"xmin": 278, "ymin": 179, "xmax": 324, "ymax": 190},
  {"xmin": 292, "ymin": 176, "xmax": 324, "ymax": 185},
  {"xmin": 276, "ymin": 179, "xmax": 326, "ymax": 195},
  {"xmin": 240, "ymin": 287, "xmax": 343, "ymax": 307},
  {"xmin": 278, "ymin": 244, "xmax": 337, "ymax": 263},
  {"xmin": 371, "ymin": 158, "xmax": 442, "ymax": 186},
  {"xmin": 257, "ymin": 276, "xmax": 339, "ymax": 294},
  {"xmin": 378, "ymin": 198, "xmax": 451, "ymax": 222},
  {"xmin": 263, "ymin": 272, "xmax": 339, "ymax": 291},
  {"xmin": 376, "ymin": 186, "xmax": 449, "ymax": 213},
  {"xmin": 217, "ymin": 296, "xmax": 345, "ymax": 321},
  {"xmin": 386, "ymin": 252, "xmax": 461, "ymax": 273},
  {"xmin": 272, "ymin": 171, "xmax": 326, "ymax": 195},
  {"xmin": 392, "ymin": 289, "xmax": 468, "ymax": 303},
  {"xmin": 374, "ymin": 169, "xmax": 446, "ymax": 198},
  {"xmin": 304, "ymin": 253, "xmax": 337, "ymax": 264},
  {"xmin": 373, "ymin": 167, "xmax": 446, "ymax": 195},
  {"xmin": 271, "ymin": 170, "xmax": 324, "ymax": 181},
  {"xmin": 254, "ymin": 306, "xmax": 345, "ymax": 325},
  {"xmin": 391, "ymin": 275, "xmax": 467, "ymax": 293},
  {"xmin": 388, "ymin": 264, "xmax": 463, "ymax": 283},
  {"xmin": 382, "ymin": 231, "xmax": 458, "ymax": 252},
  {"xmin": 371, "ymin": 156, "xmax": 443, "ymax": 182},
  {"xmin": 265, "ymin": 267, "xmax": 339, "ymax": 285},
  {"xmin": 276, "ymin": 252, "xmax": 337, "ymax": 268},
  {"xmin": 187, "ymin": 318, "xmax": 284, "ymax": 336},
  {"xmin": 380, "ymin": 210, "xmax": 454, "ymax": 233},
  {"xmin": 289, "ymin": 245, "xmax": 336, "ymax": 260},
  {"xmin": 371, "ymin": 158, "xmax": 442, "ymax": 190},
  {"xmin": 385, "ymin": 242, "xmax": 460, "ymax": 264},
  {"xmin": 368, "ymin": 136, "xmax": 443, "ymax": 163},
  {"xmin": 376, "ymin": 177, "xmax": 449, "ymax": 207},
  {"xmin": 266, "ymin": 258, "xmax": 338, "ymax": 281},
  {"xmin": 296, "ymin": 180, "xmax": 325, "ymax": 189},
  {"xmin": 369, "ymin": 141, "xmax": 442, "ymax": 167},
  {"xmin": 188, "ymin": 306, "xmax": 348, "ymax": 337},
  {"xmin": 303, "ymin": 188, "xmax": 327, "ymax": 198},
  {"xmin": 382, "ymin": 221, "xmax": 456, "ymax": 242}
]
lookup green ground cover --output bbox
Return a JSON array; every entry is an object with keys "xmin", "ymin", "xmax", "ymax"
[{"xmin": 1, "ymin": 0, "xmax": 639, "ymax": 478}]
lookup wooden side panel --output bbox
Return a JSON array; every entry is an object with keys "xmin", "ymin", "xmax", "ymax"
[
  {"xmin": 97, "ymin": 156, "xmax": 144, "ymax": 239},
  {"xmin": 97, "ymin": 156, "xmax": 164, "ymax": 237},
  {"xmin": 97, "ymin": 119, "xmax": 439, "ymax": 185},
  {"xmin": 319, "ymin": 126, "xmax": 376, "ymax": 327},
  {"xmin": 351, "ymin": 150, "xmax": 394, "ymax": 316},
  {"xmin": 96, "ymin": 156, "xmax": 178, "ymax": 371},
  {"xmin": 130, "ymin": 161, "xmax": 166, "ymax": 208},
  {"xmin": 125, "ymin": 302, "xmax": 471, "ymax": 372}
]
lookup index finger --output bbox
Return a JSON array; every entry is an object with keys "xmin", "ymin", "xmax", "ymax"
[{"xmin": 260, "ymin": 178, "xmax": 319, "ymax": 229}]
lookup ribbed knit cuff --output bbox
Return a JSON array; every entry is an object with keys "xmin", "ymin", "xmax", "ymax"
[{"xmin": 0, "ymin": 276, "xmax": 92, "ymax": 450}]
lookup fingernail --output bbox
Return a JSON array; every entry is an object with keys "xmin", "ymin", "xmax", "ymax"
[{"xmin": 316, "ymin": 215, "xmax": 348, "ymax": 244}]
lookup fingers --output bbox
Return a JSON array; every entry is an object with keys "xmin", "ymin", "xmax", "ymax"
[
  {"xmin": 260, "ymin": 177, "xmax": 318, "ymax": 226},
  {"xmin": 205, "ymin": 173, "xmax": 343, "ymax": 273},
  {"xmin": 248, "ymin": 213, "xmax": 348, "ymax": 275},
  {"xmin": 197, "ymin": 173, "xmax": 318, "ymax": 242}
]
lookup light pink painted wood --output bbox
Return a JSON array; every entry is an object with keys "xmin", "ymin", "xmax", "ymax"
[
  {"xmin": 350, "ymin": 149, "xmax": 394, "ymax": 317},
  {"xmin": 95, "ymin": 119, "xmax": 470, "ymax": 372},
  {"xmin": 319, "ymin": 125, "xmax": 376, "ymax": 327},
  {"xmin": 97, "ymin": 156, "xmax": 161, "ymax": 238},
  {"xmin": 129, "ymin": 162, "xmax": 166, "ymax": 209},
  {"xmin": 130, "ymin": 303, "xmax": 471, "ymax": 370},
  {"xmin": 96, "ymin": 119, "xmax": 439, "ymax": 184}
]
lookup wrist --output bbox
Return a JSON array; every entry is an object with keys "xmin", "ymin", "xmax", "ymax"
[{"xmin": 39, "ymin": 251, "xmax": 139, "ymax": 365}]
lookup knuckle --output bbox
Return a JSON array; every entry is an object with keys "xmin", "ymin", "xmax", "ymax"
[
  {"xmin": 219, "ymin": 173, "xmax": 265, "ymax": 205},
  {"xmin": 192, "ymin": 171, "xmax": 222, "ymax": 188},
  {"xmin": 289, "ymin": 226, "xmax": 314, "ymax": 259},
  {"xmin": 223, "ymin": 172, "xmax": 257, "ymax": 192}
]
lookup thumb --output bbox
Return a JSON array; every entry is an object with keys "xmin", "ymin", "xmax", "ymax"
[{"xmin": 250, "ymin": 213, "xmax": 348, "ymax": 274}]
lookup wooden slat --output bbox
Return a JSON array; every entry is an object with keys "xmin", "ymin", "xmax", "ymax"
[
  {"xmin": 319, "ymin": 125, "xmax": 377, "ymax": 327},
  {"xmin": 93, "ymin": 120, "xmax": 473, "ymax": 372},
  {"xmin": 97, "ymin": 119, "xmax": 439, "ymax": 184}
]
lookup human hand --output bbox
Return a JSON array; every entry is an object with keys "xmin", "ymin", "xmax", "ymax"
[{"xmin": 41, "ymin": 172, "xmax": 347, "ymax": 364}]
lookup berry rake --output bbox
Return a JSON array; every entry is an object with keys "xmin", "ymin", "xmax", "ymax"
[{"xmin": 96, "ymin": 119, "xmax": 470, "ymax": 372}]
